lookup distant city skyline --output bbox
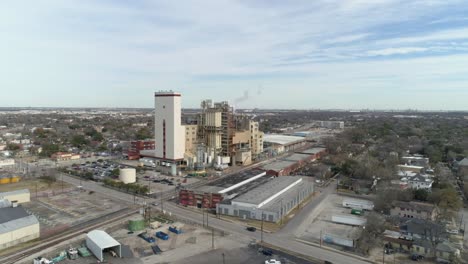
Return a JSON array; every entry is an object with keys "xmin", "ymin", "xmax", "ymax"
[{"xmin": 1, "ymin": 1, "xmax": 468, "ymax": 110}]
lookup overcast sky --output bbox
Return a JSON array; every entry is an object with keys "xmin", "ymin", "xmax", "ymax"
[{"xmin": 1, "ymin": 0, "xmax": 468, "ymax": 110}]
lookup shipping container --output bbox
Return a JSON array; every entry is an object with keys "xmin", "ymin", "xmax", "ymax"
[
  {"xmin": 331, "ymin": 215, "xmax": 366, "ymax": 226},
  {"xmin": 342, "ymin": 198, "xmax": 374, "ymax": 211}
]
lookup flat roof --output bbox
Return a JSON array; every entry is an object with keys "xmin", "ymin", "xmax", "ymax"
[
  {"xmin": 262, "ymin": 178, "xmax": 313, "ymax": 212},
  {"xmin": 0, "ymin": 189, "xmax": 30, "ymax": 197},
  {"xmin": 262, "ymin": 160, "xmax": 297, "ymax": 172},
  {"xmin": 0, "ymin": 207, "xmax": 39, "ymax": 234},
  {"xmin": 195, "ymin": 169, "xmax": 267, "ymax": 195},
  {"xmin": 282, "ymin": 153, "xmax": 311, "ymax": 162},
  {"xmin": 263, "ymin": 134, "xmax": 305, "ymax": 146},
  {"xmin": 87, "ymin": 230, "xmax": 121, "ymax": 249},
  {"xmin": 296, "ymin": 147, "xmax": 327, "ymax": 155},
  {"xmin": 233, "ymin": 176, "xmax": 301, "ymax": 206}
]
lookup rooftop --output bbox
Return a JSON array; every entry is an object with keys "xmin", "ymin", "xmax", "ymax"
[
  {"xmin": 233, "ymin": 176, "xmax": 302, "ymax": 207},
  {"xmin": 262, "ymin": 160, "xmax": 297, "ymax": 172},
  {"xmin": 0, "ymin": 189, "xmax": 30, "ymax": 197},
  {"xmin": 392, "ymin": 201, "xmax": 435, "ymax": 213},
  {"xmin": 263, "ymin": 134, "xmax": 305, "ymax": 146},
  {"xmin": 87, "ymin": 230, "xmax": 121, "ymax": 248},
  {"xmin": 459, "ymin": 158, "xmax": 468, "ymax": 167},
  {"xmin": 282, "ymin": 153, "xmax": 311, "ymax": 162},
  {"xmin": 196, "ymin": 169, "xmax": 267, "ymax": 195},
  {"xmin": 296, "ymin": 147, "xmax": 327, "ymax": 155},
  {"xmin": 0, "ymin": 206, "xmax": 39, "ymax": 234}
]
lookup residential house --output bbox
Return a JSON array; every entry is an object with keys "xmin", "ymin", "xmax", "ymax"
[
  {"xmin": 400, "ymin": 219, "xmax": 448, "ymax": 242},
  {"xmin": 401, "ymin": 156, "xmax": 430, "ymax": 168},
  {"xmin": 458, "ymin": 158, "xmax": 468, "ymax": 178},
  {"xmin": 383, "ymin": 230, "xmax": 413, "ymax": 252},
  {"xmin": 407, "ymin": 174, "xmax": 433, "ymax": 190},
  {"xmin": 390, "ymin": 201, "xmax": 438, "ymax": 221},
  {"xmin": 412, "ymin": 239, "xmax": 461, "ymax": 262}
]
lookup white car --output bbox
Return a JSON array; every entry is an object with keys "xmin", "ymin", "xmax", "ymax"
[{"xmin": 265, "ymin": 259, "xmax": 281, "ymax": 264}]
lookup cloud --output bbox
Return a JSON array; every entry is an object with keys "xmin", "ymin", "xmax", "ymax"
[
  {"xmin": 0, "ymin": 0, "xmax": 468, "ymax": 109},
  {"xmin": 366, "ymin": 47, "xmax": 429, "ymax": 56}
]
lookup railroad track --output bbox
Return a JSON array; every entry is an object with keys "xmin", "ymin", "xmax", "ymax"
[{"xmin": 0, "ymin": 208, "xmax": 138, "ymax": 264}]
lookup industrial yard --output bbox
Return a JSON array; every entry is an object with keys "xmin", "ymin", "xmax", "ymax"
[
  {"xmin": 295, "ymin": 194, "xmax": 364, "ymax": 248},
  {"xmin": 21, "ymin": 188, "xmax": 127, "ymax": 237}
]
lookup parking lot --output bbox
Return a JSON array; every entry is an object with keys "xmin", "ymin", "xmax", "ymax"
[
  {"xmin": 295, "ymin": 194, "xmax": 363, "ymax": 247},
  {"xmin": 137, "ymin": 171, "xmax": 201, "ymax": 194}
]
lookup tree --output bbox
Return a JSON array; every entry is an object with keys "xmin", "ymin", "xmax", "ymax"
[
  {"xmin": 135, "ymin": 127, "xmax": 152, "ymax": 140},
  {"xmin": 414, "ymin": 189, "xmax": 429, "ymax": 202},
  {"xmin": 356, "ymin": 213, "xmax": 386, "ymax": 255},
  {"xmin": 40, "ymin": 143, "xmax": 60, "ymax": 157},
  {"xmin": 429, "ymin": 187, "xmax": 462, "ymax": 214},
  {"xmin": 6, "ymin": 143, "xmax": 21, "ymax": 151},
  {"xmin": 71, "ymin": 135, "xmax": 88, "ymax": 147}
]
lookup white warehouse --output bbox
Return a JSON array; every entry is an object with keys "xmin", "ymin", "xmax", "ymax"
[
  {"xmin": 0, "ymin": 203, "xmax": 40, "ymax": 250},
  {"xmin": 217, "ymin": 176, "xmax": 314, "ymax": 222},
  {"xmin": 86, "ymin": 230, "xmax": 121, "ymax": 262}
]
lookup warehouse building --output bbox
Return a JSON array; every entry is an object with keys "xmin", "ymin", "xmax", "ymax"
[
  {"xmin": 86, "ymin": 230, "xmax": 121, "ymax": 262},
  {"xmin": 295, "ymin": 147, "xmax": 327, "ymax": 160},
  {"xmin": 0, "ymin": 189, "xmax": 30, "ymax": 204},
  {"xmin": 263, "ymin": 134, "xmax": 307, "ymax": 154},
  {"xmin": 179, "ymin": 169, "xmax": 267, "ymax": 208},
  {"xmin": 0, "ymin": 204, "xmax": 40, "ymax": 250},
  {"xmin": 217, "ymin": 176, "xmax": 314, "ymax": 222}
]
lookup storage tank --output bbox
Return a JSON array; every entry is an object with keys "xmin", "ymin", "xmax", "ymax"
[
  {"xmin": 129, "ymin": 219, "xmax": 146, "ymax": 232},
  {"xmin": 119, "ymin": 168, "xmax": 136, "ymax": 184},
  {"xmin": 170, "ymin": 164, "xmax": 177, "ymax": 176}
]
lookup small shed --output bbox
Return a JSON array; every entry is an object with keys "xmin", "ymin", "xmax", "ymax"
[{"xmin": 86, "ymin": 230, "xmax": 121, "ymax": 261}]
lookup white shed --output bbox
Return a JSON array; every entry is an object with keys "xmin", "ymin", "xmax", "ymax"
[{"xmin": 86, "ymin": 230, "xmax": 121, "ymax": 261}]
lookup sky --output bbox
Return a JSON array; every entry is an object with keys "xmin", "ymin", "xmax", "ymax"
[{"xmin": 1, "ymin": 0, "xmax": 468, "ymax": 110}]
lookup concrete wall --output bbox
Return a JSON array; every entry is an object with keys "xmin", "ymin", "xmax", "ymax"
[{"xmin": 0, "ymin": 223, "xmax": 40, "ymax": 250}]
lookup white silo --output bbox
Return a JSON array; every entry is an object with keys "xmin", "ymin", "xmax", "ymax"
[{"xmin": 119, "ymin": 168, "xmax": 136, "ymax": 184}]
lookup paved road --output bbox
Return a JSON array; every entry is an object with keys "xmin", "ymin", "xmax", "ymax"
[{"xmin": 59, "ymin": 175, "xmax": 370, "ymax": 264}]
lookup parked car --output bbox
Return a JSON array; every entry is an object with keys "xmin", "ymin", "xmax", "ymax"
[
  {"xmin": 261, "ymin": 249, "xmax": 273, "ymax": 256},
  {"xmin": 410, "ymin": 254, "xmax": 424, "ymax": 261},
  {"xmin": 246, "ymin": 227, "xmax": 256, "ymax": 232}
]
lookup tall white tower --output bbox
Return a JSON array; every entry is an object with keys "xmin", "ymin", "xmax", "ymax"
[{"xmin": 154, "ymin": 91, "xmax": 185, "ymax": 162}]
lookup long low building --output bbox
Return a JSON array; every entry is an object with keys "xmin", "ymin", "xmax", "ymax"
[
  {"xmin": 0, "ymin": 189, "xmax": 30, "ymax": 204},
  {"xmin": 179, "ymin": 169, "xmax": 267, "ymax": 208},
  {"xmin": 217, "ymin": 176, "xmax": 314, "ymax": 222},
  {"xmin": 0, "ymin": 205, "xmax": 40, "ymax": 250},
  {"xmin": 263, "ymin": 134, "xmax": 307, "ymax": 154}
]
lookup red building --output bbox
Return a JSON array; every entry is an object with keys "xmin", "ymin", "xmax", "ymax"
[{"xmin": 126, "ymin": 140, "xmax": 155, "ymax": 160}]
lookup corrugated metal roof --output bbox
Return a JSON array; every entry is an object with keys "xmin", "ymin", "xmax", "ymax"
[
  {"xmin": 263, "ymin": 134, "xmax": 305, "ymax": 146},
  {"xmin": 0, "ymin": 207, "xmax": 39, "ymax": 234},
  {"xmin": 87, "ymin": 230, "xmax": 120, "ymax": 249}
]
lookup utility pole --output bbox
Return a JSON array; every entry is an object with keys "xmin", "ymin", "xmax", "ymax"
[
  {"xmin": 320, "ymin": 230, "xmax": 322, "ymax": 247},
  {"xmin": 280, "ymin": 199, "xmax": 283, "ymax": 226},
  {"xmin": 211, "ymin": 227, "xmax": 215, "ymax": 249},
  {"xmin": 222, "ymin": 253, "xmax": 225, "ymax": 264},
  {"xmin": 382, "ymin": 245, "xmax": 385, "ymax": 264},
  {"xmin": 261, "ymin": 212, "xmax": 264, "ymax": 243},
  {"xmin": 206, "ymin": 208, "xmax": 209, "ymax": 227},
  {"xmin": 202, "ymin": 208, "xmax": 205, "ymax": 227}
]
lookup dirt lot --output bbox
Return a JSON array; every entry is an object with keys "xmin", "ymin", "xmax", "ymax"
[
  {"xmin": 22, "ymin": 190, "xmax": 127, "ymax": 236},
  {"xmin": 295, "ymin": 194, "xmax": 363, "ymax": 245},
  {"xmin": 0, "ymin": 178, "xmax": 72, "ymax": 193}
]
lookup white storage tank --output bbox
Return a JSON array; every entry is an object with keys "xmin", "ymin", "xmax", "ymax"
[{"xmin": 119, "ymin": 168, "xmax": 136, "ymax": 184}]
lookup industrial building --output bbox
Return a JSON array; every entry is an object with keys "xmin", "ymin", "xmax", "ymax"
[
  {"xmin": 263, "ymin": 134, "xmax": 307, "ymax": 154},
  {"xmin": 262, "ymin": 148, "xmax": 326, "ymax": 176},
  {"xmin": 217, "ymin": 176, "xmax": 314, "ymax": 222},
  {"xmin": 86, "ymin": 230, "xmax": 121, "ymax": 261},
  {"xmin": 194, "ymin": 100, "xmax": 264, "ymax": 167},
  {"xmin": 126, "ymin": 140, "xmax": 155, "ymax": 160},
  {"xmin": 179, "ymin": 169, "xmax": 267, "ymax": 208},
  {"xmin": 0, "ymin": 201, "xmax": 40, "ymax": 250},
  {"xmin": 50, "ymin": 152, "xmax": 81, "ymax": 161},
  {"xmin": 317, "ymin": 121, "xmax": 344, "ymax": 129},
  {"xmin": 154, "ymin": 91, "xmax": 185, "ymax": 164},
  {"xmin": 0, "ymin": 189, "xmax": 30, "ymax": 204},
  {"xmin": 0, "ymin": 158, "xmax": 15, "ymax": 168}
]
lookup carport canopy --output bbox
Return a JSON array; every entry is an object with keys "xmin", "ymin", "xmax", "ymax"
[{"xmin": 86, "ymin": 230, "xmax": 121, "ymax": 261}]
